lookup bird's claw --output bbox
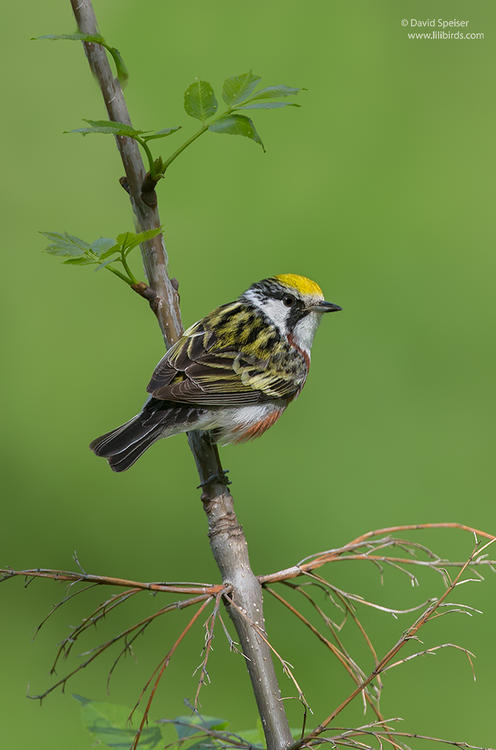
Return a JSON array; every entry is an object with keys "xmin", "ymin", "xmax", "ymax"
[{"xmin": 196, "ymin": 469, "xmax": 231, "ymax": 489}]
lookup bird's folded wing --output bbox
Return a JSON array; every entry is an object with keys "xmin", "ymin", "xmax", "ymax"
[{"xmin": 146, "ymin": 318, "xmax": 303, "ymax": 406}]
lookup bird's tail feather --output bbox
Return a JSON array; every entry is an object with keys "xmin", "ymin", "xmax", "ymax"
[{"xmin": 90, "ymin": 399, "xmax": 206, "ymax": 472}]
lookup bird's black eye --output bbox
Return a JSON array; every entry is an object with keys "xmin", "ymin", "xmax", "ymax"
[{"xmin": 283, "ymin": 295, "xmax": 295, "ymax": 307}]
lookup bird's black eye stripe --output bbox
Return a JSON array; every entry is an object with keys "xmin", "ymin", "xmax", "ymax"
[
  {"xmin": 283, "ymin": 295, "xmax": 295, "ymax": 307},
  {"xmin": 286, "ymin": 298, "xmax": 309, "ymax": 330}
]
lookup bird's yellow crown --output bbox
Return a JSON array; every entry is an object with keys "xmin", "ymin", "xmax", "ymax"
[{"xmin": 275, "ymin": 274, "xmax": 323, "ymax": 298}]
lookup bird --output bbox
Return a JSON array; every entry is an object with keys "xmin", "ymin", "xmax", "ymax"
[{"xmin": 90, "ymin": 274, "xmax": 341, "ymax": 472}]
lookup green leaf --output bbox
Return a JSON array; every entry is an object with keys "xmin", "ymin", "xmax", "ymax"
[
  {"xmin": 107, "ymin": 45, "xmax": 129, "ymax": 85},
  {"xmin": 74, "ymin": 695, "xmax": 162, "ymax": 748},
  {"xmin": 246, "ymin": 84, "xmax": 304, "ymax": 101},
  {"xmin": 90, "ymin": 237, "xmax": 117, "ymax": 257},
  {"xmin": 95, "ymin": 257, "xmax": 119, "ymax": 271},
  {"xmin": 222, "ymin": 72, "xmax": 261, "ymax": 106},
  {"xmin": 143, "ymin": 127, "xmax": 182, "ymax": 142},
  {"xmin": 184, "ymin": 81, "xmax": 218, "ymax": 121},
  {"xmin": 33, "ymin": 32, "xmax": 105, "ymax": 44},
  {"xmin": 171, "ymin": 716, "xmax": 228, "ymax": 740},
  {"xmin": 66, "ymin": 119, "xmax": 144, "ymax": 138},
  {"xmin": 63, "ymin": 257, "xmax": 95, "ymax": 266},
  {"xmin": 98, "ymin": 247, "xmax": 120, "ymax": 261},
  {"xmin": 236, "ymin": 728, "xmax": 265, "ymax": 748},
  {"xmin": 34, "ymin": 34, "xmax": 128, "ymax": 85},
  {"xmin": 116, "ymin": 227, "xmax": 162, "ymax": 254},
  {"xmin": 187, "ymin": 740, "xmax": 220, "ymax": 750},
  {"xmin": 41, "ymin": 231, "xmax": 89, "ymax": 257},
  {"xmin": 209, "ymin": 115, "xmax": 265, "ymax": 151},
  {"xmin": 235, "ymin": 102, "xmax": 300, "ymax": 110}
]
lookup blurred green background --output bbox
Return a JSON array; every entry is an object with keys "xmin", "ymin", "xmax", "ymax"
[{"xmin": 2, "ymin": 0, "xmax": 495, "ymax": 747}]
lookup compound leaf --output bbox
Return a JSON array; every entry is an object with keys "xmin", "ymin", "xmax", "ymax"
[
  {"xmin": 170, "ymin": 716, "xmax": 229, "ymax": 740},
  {"xmin": 116, "ymin": 227, "xmax": 163, "ymax": 254},
  {"xmin": 184, "ymin": 81, "xmax": 218, "ymax": 121},
  {"xmin": 107, "ymin": 45, "xmax": 129, "ymax": 85},
  {"xmin": 41, "ymin": 231, "xmax": 89, "ymax": 257},
  {"xmin": 90, "ymin": 237, "xmax": 118, "ymax": 257},
  {"xmin": 95, "ymin": 257, "xmax": 120, "ymax": 271},
  {"xmin": 246, "ymin": 84, "xmax": 304, "ymax": 101},
  {"xmin": 236, "ymin": 101, "xmax": 300, "ymax": 110},
  {"xmin": 63, "ymin": 257, "xmax": 96, "ymax": 266},
  {"xmin": 34, "ymin": 34, "xmax": 128, "ymax": 85},
  {"xmin": 236, "ymin": 728, "xmax": 265, "ymax": 749},
  {"xmin": 143, "ymin": 127, "xmax": 182, "ymax": 142},
  {"xmin": 33, "ymin": 32, "xmax": 105, "ymax": 44},
  {"xmin": 222, "ymin": 71, "xmax": 261, "ymax": 105},
  {"xmin": 209, "ymin": 114, "xmax": 264, "ymax": 151},
  {"xmin": 74, "ymin": 695, "xmax": 163, "ymax": 748},
  {"xmin": 66, "ymin": 119, "xmax": 144, "ymax": 138}
]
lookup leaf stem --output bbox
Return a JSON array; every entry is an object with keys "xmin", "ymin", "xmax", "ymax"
[
  {"xmin": 143, "ymin": 106, "xmax": 242, "ymax": 178},
  {"xmin": 105, "ymin": 264, "xmax": 133, "ymax": 285},
  {"xmin": 136, "ymin": 137, "xmax": 155, "ymax": 176},
  {"xmin": 120, "ymin": 253, "xmax": 139, "ymax": 285},
  {"xmin": 161, "ymin": 123, "xmax": 209, "ymax": 172}
]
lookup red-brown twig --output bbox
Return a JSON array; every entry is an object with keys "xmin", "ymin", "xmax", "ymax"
[
  {"xmin": 28, "ymin": 594, "xmax": 210, "ymax": 702},
  {"xmin": 285, "ymin": 582, "xmax": 374, "ymax": 683},
  {"xmin": 380, "ymin": 642, "xmax": 476, "ymax": 680},
  {"xmin": 52, "ymin": 587, "xmax": 143, "ymax": 671},
  {"xmin": 260, "ymin": 523, "xmax": 496, "ymax": 586},
  {"xmin": 314, "ymin": 718, "xmax": 496, "ymax": 750},
  {"xmin": 194, "ymin": 588, "xmax": 225, "ymax": 708},
  {"xmin": 0, "ymin": 567, "xmax": 220, "ymax": 595},
  {"xmin": 291, "ymin": 538, "xmax": 495, "ymax": 749},
  {"xmin": 217, "ymin": 613, "xmax": 245, "ymax": 658},
  {"xmin": 106, "ymin": 622, "xmax": 150, "ymax": 693},
  {"xmin": 6, "ymin": 522, "xmax": 495, "ymax": 750},
  {"xmin": 130, "ymin": 597, "xmax": 213, "ymax": 750},
  {"xmin": 284, "ymin": 580, "xmax": 384, "ymax": 709},
  {"xmin": 266, "ymin": 586, "xmax": 383, "ymax": 722},
  {"xmin": 34, "ymin": 582, "xmax": 101, "ymax": 637}
]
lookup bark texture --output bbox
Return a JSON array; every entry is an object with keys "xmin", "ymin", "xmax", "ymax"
[{"xmin": 69, "ymin": 2, "xmax": 293, "ymax": 748}]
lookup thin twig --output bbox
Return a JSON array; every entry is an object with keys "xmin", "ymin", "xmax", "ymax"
[
  {"xmin": 0, "ymin": 567, "xmax": 220, "ymax": 595},
  {"xmin": 51, "ymin": 587, "xmax": 143, "ymax": 672},
  {"xmin": 380, "ymin": 643, "xmax": 476, "ymax": 681},
  {"xmin": 28, "ymin": 594, "xmax": 209, "ymax": 701},
  {"xmin": 194, "ymin": 588, "xmax": 225, "ymax": 708},
  {"xmin": 266, "ymin": 586, "xmax": 383, "ymax": 722},
  {"xmin": 34, "ymin": 582, "xmax": 100, "ymax": 637},
  {"xmin": 130, "ymin": 597, "xmax": 213, "ymax": 750},
  {"xmin": 260, "ymin": 524, "xmax": 496, "ymax": 587},
  {"xmin": 292, "ymin": 539, "xmax": 496, "ymax": 749},
  {"xmin": 106, "ymin": 622, "xmax": 151, "ymax": 693}
]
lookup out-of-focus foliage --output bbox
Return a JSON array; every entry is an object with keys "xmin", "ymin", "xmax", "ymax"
[{"xmin": 2, "ymin": 0, "xmax": 495, "ymax": 748}]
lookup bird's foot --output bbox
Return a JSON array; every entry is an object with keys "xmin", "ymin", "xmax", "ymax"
[{"xmin": 196, "ymin": 469, "xmax": 231, "ymax": 490}]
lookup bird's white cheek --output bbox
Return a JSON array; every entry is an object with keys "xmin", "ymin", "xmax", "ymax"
[
  {"xmin": 292, "ymin": 312, "xmax": 321, "ymax": 353},
  {"xmin": 242, "ymin": 290, "xmax": 287, "ymax": 335}
]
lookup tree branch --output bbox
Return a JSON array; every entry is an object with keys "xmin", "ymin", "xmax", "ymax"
[
  {"xmin": 291, "ymin": 539, "xmax": 496, "ymax": 750},
  {"xmin": 68, "ymin": 2, "xmax": 293, "ymax": 748}
]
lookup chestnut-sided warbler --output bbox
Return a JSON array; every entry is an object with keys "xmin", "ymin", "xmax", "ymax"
[{"xmin": 90, "ymin": 274, "xmax": 341, "ymax": 471}]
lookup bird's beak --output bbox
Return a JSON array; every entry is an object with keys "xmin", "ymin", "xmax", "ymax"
[{"xmin": 308, "ymin": 300, "xmax": 342, "ymax": 314}]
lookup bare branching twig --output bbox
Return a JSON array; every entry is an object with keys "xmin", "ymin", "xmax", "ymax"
[
  {"xmin": 291, "ymin": 538, "xmax": 496, "ymax": 749},
  {"xmin": 194, "ymin": 589, "xmax": 225, "ymax": 708},
  {"xmin": 130, "ymin": 597, "xmax": 213, "ymax": 750}
]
